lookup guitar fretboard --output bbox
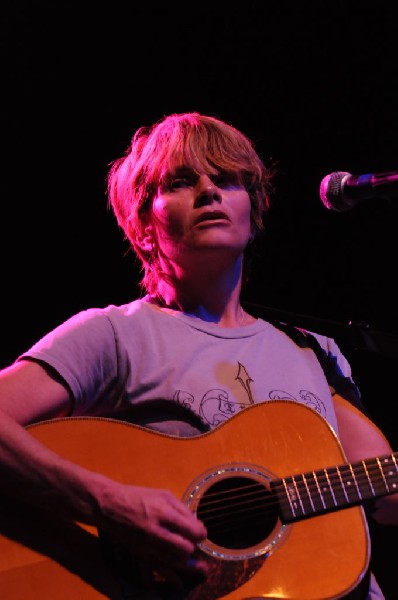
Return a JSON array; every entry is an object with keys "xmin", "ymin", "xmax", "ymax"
[{"xmin": 272, "ymin": 452, "xmax": 398, "ymax": 523}]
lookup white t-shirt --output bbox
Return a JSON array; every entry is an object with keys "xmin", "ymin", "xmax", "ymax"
[
  {"xmin": 20, "ymin": 297, "xmax": 361, "ymax": 436},
  {"xmin": 19, "ymin": 296, "xmax": 383, "ymax": 599}
]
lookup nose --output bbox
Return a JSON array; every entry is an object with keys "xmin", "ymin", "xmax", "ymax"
[{"xmin": 195, "ymin": 175, "xmax": 222, "ymax": 207}]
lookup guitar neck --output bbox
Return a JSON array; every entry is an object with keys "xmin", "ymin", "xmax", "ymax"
[{"xmin": 272, "ymin": 451, "xmax": 398, "ymax": 523}]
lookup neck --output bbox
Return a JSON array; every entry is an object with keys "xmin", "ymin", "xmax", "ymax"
[{"xmin": 153, "ymin": 257, "xmax": 253, "ymax": 327}]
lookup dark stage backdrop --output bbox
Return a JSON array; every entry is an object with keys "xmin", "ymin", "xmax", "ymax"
[{"xmin": 2, "ymin": 2, "xmax": 398, "ymax": 597}]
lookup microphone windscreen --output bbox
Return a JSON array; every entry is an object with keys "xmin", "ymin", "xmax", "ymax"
[{"xmin": 319, "ymin": 171, "xmax": 351, "ymax": 211}]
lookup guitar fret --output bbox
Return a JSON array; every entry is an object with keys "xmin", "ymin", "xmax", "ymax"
[
  {"xmin": 291, "ymin": 476, "xmax": 306, "ymax": 515},
  {"xmin": 324, "ymin": 469, "xmax": 337, "ymax": 506},
  {"xmin": 281, "ymin": 478, "xmax": 301, "ymax": 518},
  {"xmin": 313, "ymin": 473, "xmax": 330, "ymax": 510},
  {"xmin": 292, "ymin": 474, "xmax": 315, "ymax": 516},
  {"xmin": 312, "ymin": 471, "xmax": 327, "ymax": 510},
  {"xmin": 353, "ymin": 462, "xmax": 368, "ymax": 499},
  {"xmin": 336, "ymin": 466, "xmax": 350, "ymax": 502},
  {"xmin": 379, "ymin": 455, "xmax": 398, "ymax": 492},
  {"xmin": 302, "ymin": 474, "xmax": 316, "ymax": 512},
  {"xmin": 302, "ymin": 472, "xmax": 327, "ymax": 513},
  {"xmin": 376, "ymin": 457, "xmax": 388, "ymax": 490},
  {"xmin": 386, "ymin": 454, "xmax": 398, "ymax": 491},
  {"xmin": 332, "ymin": 466, "xmax": 351, "ymax": 503},
  {"xmin": 362, "ymin": 460, "xmax": 375, "ymax": 496},
  {"xmin": 371, "ymin": 455, "xmax": 398, "ymax": 494},
  {"xmin": 340, "ymin": 464, "xmax": 361, "ymax": 503}
]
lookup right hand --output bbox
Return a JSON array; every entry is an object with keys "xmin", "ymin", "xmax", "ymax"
[{"xmin": 91, "ymin": 477, "xmax": 209, "ymax": 586}]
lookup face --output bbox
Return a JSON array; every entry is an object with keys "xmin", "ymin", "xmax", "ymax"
[{"xmin": 145, "ymin": 167, "xmax": 252, "ymax": 267}]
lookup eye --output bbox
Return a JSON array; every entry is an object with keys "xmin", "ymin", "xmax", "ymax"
[
  {"xmin": 160, "ymin": 172, "xmax": 197, "ymax": 192},
  {"xmin": 213, "ymin": 172, "xmax": 241, "ymax": 189},
  {"xmin": 169, "ymin": 177, "xmax": 192, "ymax": 189}
]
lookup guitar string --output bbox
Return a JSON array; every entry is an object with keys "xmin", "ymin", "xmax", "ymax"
[
  {"xmin": 200, "ymin": 463, "xmax": 398, "ymax": 514},
  {"xmin": 198, "ymin": 454, "xmax": 398, "ymax": 513},
  {"xmin": 193, "ymin": 482, "xmax": 398, "ymax": 538},
  {"xmin": 192, "ymin": 457, "xmax": 398, "ymax": 533}
]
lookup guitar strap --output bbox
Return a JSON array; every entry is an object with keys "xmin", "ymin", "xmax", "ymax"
[{"xmin": 260, "ymin": 316, "xmax": 372, "ymax": 418}]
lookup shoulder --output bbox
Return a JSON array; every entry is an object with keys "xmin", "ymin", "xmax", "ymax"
[
  {"xmin": 19, "ymin": 299, "xmax": 150, "ymax": 359},
  {"xmin": 61, "ymin": 298, "xmax": 151, "ymax": 329}
]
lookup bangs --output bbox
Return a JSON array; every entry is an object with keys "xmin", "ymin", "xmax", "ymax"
[{"xmin": 141, "ymin": 114, "xmax": 261, "ymax": 189}]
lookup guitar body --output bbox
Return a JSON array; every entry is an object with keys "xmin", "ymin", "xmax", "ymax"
[{"xmin": 0, "ymin": 400, "xmax": 370, "ymax": 599}]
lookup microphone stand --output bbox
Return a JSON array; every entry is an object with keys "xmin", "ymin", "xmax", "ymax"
[{"xmin": 242, "ymin": 301, "xmax": 398, "ymax": 360}]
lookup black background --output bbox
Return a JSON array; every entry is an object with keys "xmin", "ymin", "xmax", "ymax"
[{"xmin": 2, "ymin": 2, "xmax": 398, "ymax": 596}]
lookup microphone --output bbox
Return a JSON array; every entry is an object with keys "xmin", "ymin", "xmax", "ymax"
[{"xmin": 319, "ymin": 170, "xmax": 398, "ymax": 211}]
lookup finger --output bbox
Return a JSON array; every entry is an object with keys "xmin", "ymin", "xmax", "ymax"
[{"xmin": 162, "ymin": 499, "xmax": 207, "ymax": 541}]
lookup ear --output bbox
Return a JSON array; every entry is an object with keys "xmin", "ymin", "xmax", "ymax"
[{"xmin": 136, "ymin": 224, "xmax": 156, "ymax": 252}]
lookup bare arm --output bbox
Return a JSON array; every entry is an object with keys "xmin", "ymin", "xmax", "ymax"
[
  {"xmin": 0, "ymin": 360, "xmax": 207, "ymax": 580},
  {"xmin": 334, "ymin": 393, "xmax": 398, "ymax": 526}
]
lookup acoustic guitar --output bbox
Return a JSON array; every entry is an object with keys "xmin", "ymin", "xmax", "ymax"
[{"xmin": 0, "ymin": 400, "xmax": 396, "ymax": 599}]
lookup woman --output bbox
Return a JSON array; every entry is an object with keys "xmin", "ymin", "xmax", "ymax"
[{"xmin": 0, "ymin": 112, "xmax": 395, "ymax": 598}]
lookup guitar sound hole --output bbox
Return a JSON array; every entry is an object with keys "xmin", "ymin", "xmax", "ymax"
[{"xmin": 196, "ymin": 476, "xmax": 277, "ymax": 549}]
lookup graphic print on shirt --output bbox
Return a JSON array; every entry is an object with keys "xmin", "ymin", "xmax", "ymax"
[
  {"xmin": 174, "ymin": 362, "xmax": 327, "ymax": 427},
  {"xmin": 269, "ymin": 389, "xmax": 327, "ymax": 418},
  {"xmin": 174, "ymin": 361, "xmax": 256, "ymax": 427}
]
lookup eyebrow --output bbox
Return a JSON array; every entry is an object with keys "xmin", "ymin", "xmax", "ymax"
[
  {"xmin": 160, "ymin": 166, "xmax": 198, "ymax": 185},
  {"xmin": 168, "ymin": 166, "xmax": 197, "ymax": 177}
]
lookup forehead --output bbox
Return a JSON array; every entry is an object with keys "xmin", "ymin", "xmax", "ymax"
[
  {"xmin": 161, "ymin": 145, "xmax": 217, "ymax": 171},
  {"xmin": 164, "ymin": 164, "xmax": 217, "ymax": 178},
  {"xmin": 157, "ymin": 150, "xmax": 239, "ymax": 184}
]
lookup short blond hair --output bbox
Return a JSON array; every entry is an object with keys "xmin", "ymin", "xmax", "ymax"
[{"xmin": 107, "ymin": 112, "xmax": 275, "ymax": 295}]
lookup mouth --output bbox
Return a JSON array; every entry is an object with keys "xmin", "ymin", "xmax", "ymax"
[{"xmin": 194, "ymin": 211, "xmax": 230, "ymax": 225}]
